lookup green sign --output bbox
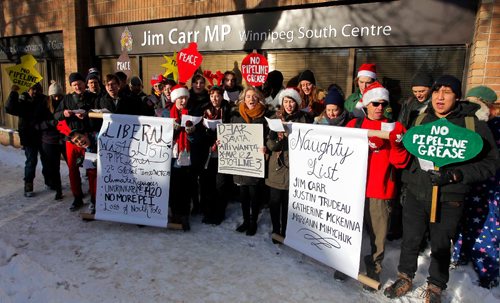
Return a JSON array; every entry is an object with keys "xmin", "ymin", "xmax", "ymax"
[{"xmin": 402, "ymin": 118, "xmax": 483, "ymax": 167}]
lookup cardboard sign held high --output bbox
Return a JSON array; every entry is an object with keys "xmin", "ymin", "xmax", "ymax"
[
  {"xmin": 6, "ymin": 54, "xmax": 43, "ymax": 93},
  {"xmin": 241, "ymin": 51, "xmax": 269, "ymax": 87},
  {"xmin": 177, "ymin": 43, "xmax": 203, "ymax": 84}
]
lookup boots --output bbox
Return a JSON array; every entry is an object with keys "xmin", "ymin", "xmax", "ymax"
[
  {"xmin": 423, "ymin": 283, "xmax": 442, "ymax": 303},
  {"xmin": 54, "ymin": 188, "xmax": 63, "ymax": 201},
  {"xmin": 69, "ymin": 196, "xmax": 83, "ymax": 212},
  {"xmin": 384, "ymin": 272, "xmax": 413, "ymax": 298},
  {"xmin": 246, "ymin": 219, "xmax": 257, "ymax": 236},
  {"xmin": 236, "ymin": 221, "xmax": 248, "ymax": 233},
  {"xmin": 24, "ymin": 182, "xmax": 34, "ymax": 197}
]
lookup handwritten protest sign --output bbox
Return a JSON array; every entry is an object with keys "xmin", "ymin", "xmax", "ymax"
[
  {"xmin": 241, "ymin": 52, "xmax": 269, "ymax": 87},
  {"xmin": 403, "ymin": 118, "xmax": 483, "ymax": 222},
  {"xmin": 285, "ymin": 123, "xmax": 368, "ymax": 279},
  {"xmin": 403, "ymin": 118, "xmax": 483, "ymax": 167},
  {"xmin": 6, "ymin": 54, "xmax": 43, "ymax": 93},
  {"xmin": 95, "ymin": 114, "xmax": 173, "ymax": 227},
  {"xmin": 217, "ymin": 123, "xmax": 265, "ymax": 178}
]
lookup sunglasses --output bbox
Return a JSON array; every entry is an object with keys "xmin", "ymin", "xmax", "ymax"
[{"xmin": 371, "ymin": 101, "xmax": 388, "ymax": 108}]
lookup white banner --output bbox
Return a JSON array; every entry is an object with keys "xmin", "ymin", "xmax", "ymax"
[
  {"xmin": 285, "ymin": 123, "xmax": 368, "ymax": 279},
  {"xmin": 217, "ymin": 123, "xmax": 265, "ymax": 178},
  {"xmin": 95, "ymin": 114, "xmax": 173, "ymax": 227}
]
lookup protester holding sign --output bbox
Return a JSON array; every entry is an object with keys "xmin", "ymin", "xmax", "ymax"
[
  {"xmin": 266, "ymin": 87, "xmax": 311, "ymax": 243},
  {"xmin": 222, "ymin": 71, "xmax": 243, "ymax": 104},
  {"xmin": 297, "ymin": 69, "xmax": 325, "ymax": 117},
  {"xmin": 346, "ymin": 81, "xmax": 410, "ymax": 289},
  {"xmin": 54, "ymin": 72, "xmax": 98, "ymax": 211},
  {"xmin": 230, "ymin": 87, "xmax": 269, "ymax": 236},
  {"xmin": 5, "ymin": 83, "xmax": 52, "ymax": 198},
  {"xmin": 200, "ymin": 85, "xmax": 233, "ymax": 225},
  {"xmin": 384, "ymin": 76, "xmax": 498, "ymax": 302}
]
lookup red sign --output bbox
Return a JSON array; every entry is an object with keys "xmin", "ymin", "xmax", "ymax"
[
  {"xmin": 177, "ymin": 43, "xmax": 203, "ymax": 84},
  {"xmin": 241, "ymin": 53, "xmax": 269, "ymax": 87}
]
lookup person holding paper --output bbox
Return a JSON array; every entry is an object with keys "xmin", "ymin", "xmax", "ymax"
[
  {"xmin": 231, "ymin": 87, "xmax": 269, "ymax": 236},
  {"xmin": 54, "ymin": 72, "xmax": 98, "ymax": 211},
  {"xmin": 164, "ymin": 84, "xmax": 199, "ymax": 231},
  {"xmin": 346, "ymin": 81, "xmax": 410, "ymax": 290},
  {"xmin": 266, "ymin": 87, "xmax": 311, "ymax": 243},
  {"xmin": 199, "ymin": 85, "xmax": 233, "ymax": 225},
  {"xmin": 222, "ymin": 70, "xmax": 243, "ymax": 104},
  {"xmin": 384, "ymin": 76, "xmax": 497, "ymax": 302}
]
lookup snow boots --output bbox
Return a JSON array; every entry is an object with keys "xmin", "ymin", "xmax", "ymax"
[{"xmin": 24, "ymin": 182, "xmax": 34, "ymax": 197}]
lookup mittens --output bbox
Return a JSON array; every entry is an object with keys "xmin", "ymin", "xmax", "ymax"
[
  {"xmin": 389, "ymin": 123, "xmax": 405, "ymax": 147},
  {"xmin": 368, "ymin": 136, "xmax": 385, "ymax": 150},
  {"xmin": 185, "ymin": 120, "xmax": 195, "ymax": 134}
]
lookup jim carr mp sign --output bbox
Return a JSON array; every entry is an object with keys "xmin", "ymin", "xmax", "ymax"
[{"xmin": 95, "ymin": 0, "xmax": 476, "ymax": 56}]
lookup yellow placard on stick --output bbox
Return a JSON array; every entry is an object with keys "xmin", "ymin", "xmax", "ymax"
[{"xmin": 6, "ymin": 54, "xmax": 43, "ymax": 93}]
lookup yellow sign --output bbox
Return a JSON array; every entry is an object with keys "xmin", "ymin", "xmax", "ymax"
[
  {"xmin": 160, "ymin": 52, "xmax": 178, "ymax": 82},
  {"xmin": 6, "ymin": 54, "xmax": 43, "ymax": 93}
]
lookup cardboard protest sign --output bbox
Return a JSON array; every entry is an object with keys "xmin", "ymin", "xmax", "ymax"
[
  {"xmin": 6, "ymin": 54, "xmax": 43, "ymax": 93},
  {"xmin": 177, "ymin": 43, "xmax": 202, "ymax": 84},
  {"xmin": 161, "ymin": 52, "xmax": 179, "ymax": 83},
  {"xmin": 285, "ymin": 123, "xmax": 368, "ymax": 279},
  {"xmin": 403, "ymin": 118, "xmax": 483, "ymax": 167},
  {"xmin": 241, "ymin": 52, "xmax": 269, "ymax": 87},
  {"xmin": 403, "ymin": 118, "xmax": 483, "ymax": 222},
  {"xmin": 95, "ymin": 114, "xmax": 173, "ymax": 227},
  {"xmin": 116, "ymin": 51, "xmax": 132, "ymax": 79},
  {"xmin": 217, "ymin": 123, "xmax": 265, "ymax": 178}
]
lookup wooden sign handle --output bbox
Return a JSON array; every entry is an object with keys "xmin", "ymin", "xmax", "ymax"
[{"xmin": 430, "ymin": 166, "xmax": 439, "ymax": 223}]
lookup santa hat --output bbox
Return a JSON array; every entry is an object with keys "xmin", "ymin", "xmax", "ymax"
[
  {"xmin": 361, "ymin": 81, "xmax": 389, "ymax": 107},
  {"xmin": 357, "ymin": 63, "xmax": 377, "ymax": 80},
  {"xmin": 150, "ymin": 74, "xmax": 165, "ymax": 86},
  {"xmin": 278, "ymin": 87, "xmax": 302, "ymax": 107},
  {"xmin": 170, "ymin": 84, "xmax": 189, "ymax": 102}
]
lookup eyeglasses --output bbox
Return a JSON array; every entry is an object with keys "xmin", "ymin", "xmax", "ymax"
[{"xmin": 371, "ymin": 101, "xmax": 388, "ymax": 108}]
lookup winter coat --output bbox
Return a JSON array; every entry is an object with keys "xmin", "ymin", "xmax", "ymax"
[
  {"xmin": 403, "ymin": 102, "xmax": 498, "ymax": 202},
  {"xmin": 397, "ymin": 96, "xmax": 430, "ymax": 129},
  {"xmin": 346, "ymin": 117, "xmax": 410, "ymax": 199},
  {"xmin": 39, "ymin": 98, "xmax": 63, "ymax": 145},
  {"xmin": 98, "ymin": 93, "xmax": 141, "ymax": 115},
  {"xmin": 265, "ymin": 111, "xmax": 310, "ymax": 190},
  {"xmin": 5, "ymin": 91, "xmax": 47, "ymax": 147},
  {"xmin": 230, "ymin": 107, "xmax": 269, "ymax": 186},
  {"xmin": 54, "ymin": 91, "xmax": 97, "ymax": 132}
]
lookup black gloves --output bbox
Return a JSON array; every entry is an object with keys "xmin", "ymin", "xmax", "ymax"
[{"xmin": 427, "ymin": 169, "xmax": 463, "ymax": 186}]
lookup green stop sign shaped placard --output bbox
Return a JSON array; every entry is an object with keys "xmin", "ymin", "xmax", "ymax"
[{"xmin": 402, "ymin": 118, "xmax": 483, "ymax": 167}]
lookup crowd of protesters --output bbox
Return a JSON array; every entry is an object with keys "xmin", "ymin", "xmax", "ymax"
[{"xmin": 5, "ymin": 63, "xmax": 499, "ymax": 302}]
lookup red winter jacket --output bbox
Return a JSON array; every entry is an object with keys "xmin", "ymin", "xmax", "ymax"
[{"xmin": 346, "ymin": 117, "xmax": 410, "ymax": 199}]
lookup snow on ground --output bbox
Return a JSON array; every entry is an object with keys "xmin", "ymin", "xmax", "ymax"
[{"xmin": 0, "ymin": 144, "xmax": 498, "ymax": 303}]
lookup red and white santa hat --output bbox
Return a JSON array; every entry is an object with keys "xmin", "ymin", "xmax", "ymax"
[
  {"xmin": 279, "ymin": 87, "xmax": 302, "ymax": 107},
  {"xmin": 357, "ymin": 63, "xmax": 377, "ymax": 80},
  {"xmin": 170, "ymin": 84, "xmax": 190, "ymax": 102},
  {"xmin": 361, "ymin": 81, "xmax": 389, "ymax": 107}
]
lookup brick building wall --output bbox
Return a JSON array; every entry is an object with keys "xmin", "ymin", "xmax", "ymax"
[{"xmin": 467, "ymin": 0, "xmax": 500, "ymax": 96}]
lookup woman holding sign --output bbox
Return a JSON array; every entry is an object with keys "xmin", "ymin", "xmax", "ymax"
[
  {"xmin": 231, "ymin": 87, "xmax": 269, "ymax": 236},
  {"xmin": 266, "ymin": 87, "xmax": 311, "ymax": 243}
]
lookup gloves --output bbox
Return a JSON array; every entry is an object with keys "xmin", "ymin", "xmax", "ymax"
[
  {"xmin": 185, "ymin": 120, "xmax": 195, "ymax": 134},
  {"xmin": 389, "ymin": 123, "xmax": 405, "ymax": 147},
  {"xmin": 368, "ymin": 136, "xmax": 385, "ymax": 150},
  {"xmin": 427, "ymin": 169, "xmax": 463, "ymax": 186},
  {"xmin": 173, "ymin": 120, "xmax": 181, "ymax": 131}
]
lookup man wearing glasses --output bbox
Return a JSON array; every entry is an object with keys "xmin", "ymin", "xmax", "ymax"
[{"xmin": 344, "ymin": 81, "xmax": 410, "ymax": 290}]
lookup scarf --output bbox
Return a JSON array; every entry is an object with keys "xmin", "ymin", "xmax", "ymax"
[
  {"xmin": 170, "ymin": 106, "xmax": 190, "ymax": 153},
  {"xmin": 239, "ymin": 101, "xmax": 266, "ymax": 123}
]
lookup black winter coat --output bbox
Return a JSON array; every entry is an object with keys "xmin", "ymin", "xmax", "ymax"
[{"xmin": 403, "ymin": 101, "xmax": 498, "ymax": 202}]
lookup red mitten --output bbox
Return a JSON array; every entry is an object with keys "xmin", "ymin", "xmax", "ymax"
[
  {"xmin": 389, "ymin": 123, "xmax": 405, "ymax": 147},
  {"xmin": 185, "ymin": 120, "xmax": 195, "ymax": 134},
  {"xmin": 368, "ymin": 136, "xmax": 385, "ymax": 150}
]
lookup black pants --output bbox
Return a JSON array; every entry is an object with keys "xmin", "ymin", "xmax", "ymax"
[
  {"xmin": 398, "ymin": 191, "xmax": 464, "ymax": 289},
  {"xmin": 40, "ymin": 142, "xmax": 62, "ymax": 190},
  {"xmin": 239, "ymin": 185, "xmax": 260, "ymax": 223},
  {"xmin": 199, "ymin": 158, "xmax": 227, "ymax": 222},
  {"xmin": 269, "ymin": 188, "xmax": 288, "ymax": 236},
  {"xmin": 169, "ymin": 166, "xmax": 192, "ymax": 217}
]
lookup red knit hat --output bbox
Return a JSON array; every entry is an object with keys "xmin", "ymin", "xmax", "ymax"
[
  {"xmin": 357, "ymin": 63, "xmax": 377, "ymax": 80},
  {"xmin": 150, "ymin": 74, "xmax": 165, "ymax": 86},
  {"xmin": 361, "ymin": 81, "xmax": 389, "ymax": 107},
  {"xmin": 170, "ymin": 84, "xmax": 189, "ymax": 102}
]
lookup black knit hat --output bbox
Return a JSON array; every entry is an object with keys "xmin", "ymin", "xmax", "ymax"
[
  {"xmin": 69, "ymin": 72, "xmax": 85, "ymax": 84},
  {"xmin": 411, "ymin": 72, "xmax": 433, "ymax": 87},
  {"xmin": 298, "ymin": 70, "xmax": 316, "ymax": 85},
  {"xmin": 267, "ymin": 70, "xmax": 284, "ymax": 88},
  {"xmin": 325, "ymin": 87, "xmax": 344, "ymax": 107},
  {"xmin": 432, "ymin": 75, "xmax": 462, "ymax": 99}
]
